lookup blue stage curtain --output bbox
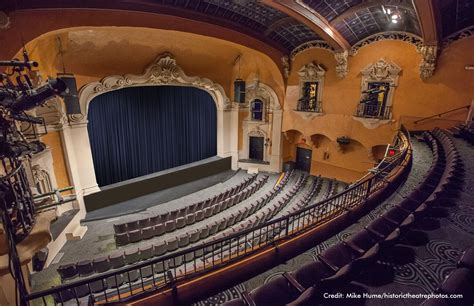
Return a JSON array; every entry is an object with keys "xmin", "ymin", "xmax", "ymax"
[{"xmin": 87, "ymin": 86, "xmax": 217, "ymax": 187}]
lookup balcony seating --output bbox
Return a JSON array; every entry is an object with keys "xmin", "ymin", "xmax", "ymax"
[
  {"xmin": 421, "ymin": 246, "xmax": 474, "ymax": 305},
  {"xmin": 248, "ymin": 274, "xmax": 304, "ymax": 306}
]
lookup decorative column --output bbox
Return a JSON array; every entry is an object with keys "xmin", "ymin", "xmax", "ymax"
[
  {"xmin": 270, "ymin": 108, "xmax": 283, "ymax": 172},
  {"xmin": 218, "ymin": 105, "xmax": 239, "ymax": 169},
  {"xmin": 63, "ymin": 115, "xmax": 100, "ymax": 199}
]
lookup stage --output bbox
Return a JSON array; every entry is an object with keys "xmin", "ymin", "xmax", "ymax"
[{"xmin": 83, "ymin": 156, "xmax": 233, "ymax": 220}]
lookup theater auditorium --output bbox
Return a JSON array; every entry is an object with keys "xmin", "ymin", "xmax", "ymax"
[{"xmin": 0, "ymin": 1, "xmax": 473, "ymax": 305}]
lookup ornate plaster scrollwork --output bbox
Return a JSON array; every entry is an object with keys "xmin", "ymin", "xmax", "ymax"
[
  {"xmin": 418, "ymin": 45, "xmax": 438, "ymax": 80},
  {"xmin": 79, "ymin": 52, "xmax": 231, "ymax": 117},
  {"xmin": 298, "ymin": 62, "xmax": 326, "ymax": 81},
  {"xmin": 290, "ymin": 40, "xmax": 335, "ymax": 61},
  {"xmin": 334, "ymin": 51, "xmax": 348, "ymax": 79},
  {"xmin": 361, "ymin": 59, "xmax": 401, "ymax": 82},
  {"xmin": 281, "ymin": 56, "xmax": 290, "ymax": 79}
]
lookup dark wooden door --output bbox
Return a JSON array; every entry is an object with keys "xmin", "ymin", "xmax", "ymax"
[
  {"xmin": 295, "ymin": 147, "xmax": 312, "ymax": 172},
  {"xmin": 249, "ymin": 136, "xmax": 264, "ymax": 161}
]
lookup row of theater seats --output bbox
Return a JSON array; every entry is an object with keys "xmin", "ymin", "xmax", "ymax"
[
  {"xmin": 55, "ymin": 172, "xmax": 294, "ymax": 291},
  {"xmin": 452, "ymin": 123, "xmax": 474, "ymax": 145},
  {"xmin": 113, "ymin": 174, "xmax": 257, "ymax": 235},
  {"xmin": 214, "ymin": 176, "xmax": 345, "ymax": 266},
  {"xmin": 208, "ymin": 174, "xmax": 308, "ymax": 249},
  {"xmin": 283, "ymin": 175, "xmax": 322, "ymax": 215},
  {"xmin": 422, "ymin": 246, "xmax": 474, "ymax": 305},
  {"xmin": 224, "ymin": 129, "xmax": 462, "ymax": 306},
  {"xmin": 114, "ymin": 175, "xmax": 267, "ymax": 246}
]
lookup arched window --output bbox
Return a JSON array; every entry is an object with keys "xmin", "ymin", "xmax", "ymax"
[{"xmin": 251, "ymin": 99, "xmax": 264, "ymax": 121}]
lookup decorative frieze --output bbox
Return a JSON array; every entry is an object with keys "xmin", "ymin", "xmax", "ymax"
[
  {"xmin": 350, "ymin": 31, "xmax": 424, "ymax": 55},
  {"xmin": 290, "ymin": 40, "xmax": 335, "ymax": 61}
]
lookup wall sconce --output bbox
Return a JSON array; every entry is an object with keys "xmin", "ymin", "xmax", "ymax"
[{"xmin": 264, "ymin": 138, "xmax": 272, "ymax": 148}]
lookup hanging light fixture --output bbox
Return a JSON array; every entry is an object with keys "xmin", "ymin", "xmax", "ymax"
[{"xmin": 233, "ymin": 55, "xmax": 246, "ymax": 103}]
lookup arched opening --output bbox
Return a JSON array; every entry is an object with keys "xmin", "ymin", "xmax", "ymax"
[
  {"xmin": 87, "ymin": 86, "xmax": 217, "ymax": 186},
  {"xmin": 250, "ymin": 99, "xmax": 264, "ymax": 121}
]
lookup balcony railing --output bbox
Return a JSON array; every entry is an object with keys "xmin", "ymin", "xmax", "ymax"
[
  {"xmin": 296, "ymin": 99, "xmax": 323, "ymax": 113},
  {"xmin": 355, "ymin": 103, "xmax": 391, "ymax": 120},
  {"xmin": 25, "ymin": 130, "xmax": 411, "ymax": 306}
]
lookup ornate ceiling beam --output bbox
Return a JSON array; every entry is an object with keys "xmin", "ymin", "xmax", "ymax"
[
  {"xmin": 261, "ymin": 0, "xmax": 350, "ymax": 51},
  {"xmin": 412, "ymin": 0, "xmax": 442, "ymax": 45}
]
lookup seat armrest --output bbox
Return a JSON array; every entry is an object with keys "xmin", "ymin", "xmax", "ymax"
[
  {"xmin": 317, "ymin": 255, "xmax": 339, "ymax": 272},
  {"xmin": 343, "ymin": 241, "xmax": 364, "ymax": 255},
  {"xmin": 242, "ymin": 291, "xmax": 256, "ymax": 306},
  {"xmin": 282, "ymin": 272, "xmax": 305, "ymax": 293},
  {"xmin": 382, "ymin": 215, "xmax": 399, "ymax": 226},
  {"xmin": 365, "ymin": 226, "xmax": 385, "ymax": 239}
]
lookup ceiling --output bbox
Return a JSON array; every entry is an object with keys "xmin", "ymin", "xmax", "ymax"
[
  {"xmin": 439, "ymin": 0, "xmax": 474, "ymax": 38},
  {"xmin": 1, "ymin": 0, "xmax": 473, "ymax": 54},
  {"xmin": 303, "ymin": 0, "xmax": 421, "ymax": 45}
]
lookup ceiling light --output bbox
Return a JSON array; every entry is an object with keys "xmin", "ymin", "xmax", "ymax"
[
  {"xmin": 391, "ymin": 19, "xmax": 398, "ymax": 24},
  {"xmin": 386, "ymin": 8, "xmax": 392, "ymax": 14}
]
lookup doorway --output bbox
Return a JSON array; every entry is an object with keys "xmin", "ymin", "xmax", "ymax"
[
  {"xmin": 249, "ymin": 136, "xmax": 264, "ymax": 161},
  {"xmin": 295, "ymin": 147, "xmax": 312, "ymax": 172}
]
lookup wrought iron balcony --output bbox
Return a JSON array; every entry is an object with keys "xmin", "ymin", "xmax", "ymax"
[
  {"xmin": 296, "ymin": 99, "xmax": 323, "ymax": 113},
  {"xmin": 355, "ymin": 103, "xmax": 392, "ymax": 120}
]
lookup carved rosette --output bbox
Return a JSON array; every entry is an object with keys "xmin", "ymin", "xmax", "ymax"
[
  {"xmin": 334, "ymin": 51, "xmax": 348, "ymax": 79},
  {"xmin": 419, "ymin": 45, "xmax": 438, "ymax": 80}
]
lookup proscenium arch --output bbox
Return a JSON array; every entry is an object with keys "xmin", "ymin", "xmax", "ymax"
[{"xmin": 68, "ymin": 53, "xmax": 236, "ymax": 196}]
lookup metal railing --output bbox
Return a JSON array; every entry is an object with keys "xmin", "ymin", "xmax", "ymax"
[
  {"xmin": 26, "ymin": 131, "xmax": 411, "ymax": 306},
  {"xmin": 413, "ymin": 104, "xmax": 470, "ymax": 124},
  {"xmin": 295, "ymin": 100, "xmax": 323, "ymax": 113},
  {"xmin": 355, "ymin": 103, "xmax": 392, "ymax": 120}
]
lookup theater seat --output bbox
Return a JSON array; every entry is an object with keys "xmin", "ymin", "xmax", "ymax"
[
  {"xmin": 249, "ymin": 274, "xmax": 302, "ymax": 306},
  {"xmin": 439, "ymin": 268, "xmax": 474, "ymax": 300},
  {"xmin": 458, "ymin": 246, "xmax": 474, "ymax": 269},
  {"xmin": 57, "ymin": 263, "xmax": 77, "ymax": 281},
  {"xmin": 291, "ymin": 261, "xmax": 332, "ymax": 289}
]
